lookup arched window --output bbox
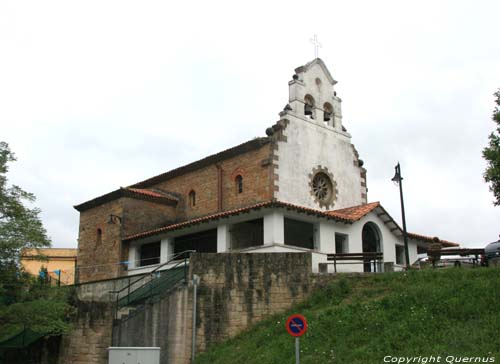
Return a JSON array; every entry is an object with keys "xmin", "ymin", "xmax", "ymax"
[
  {"xmin": 96, "ymin": 228, "xmax": 102, "ymax": 245},
  {"xmin": 323, "ymin": 102, "xmax": 333, "ymax": 126},
  {"xmin": 304, "ymin": 94, "xmax": 315, "ymax": 119},
  {"xmin": 189, "ymin": 190, "xmax": 196, "ymax": 207},
  {"xmin": 235, "ymin": 175, "xmax": 243, "ymax": 194}
]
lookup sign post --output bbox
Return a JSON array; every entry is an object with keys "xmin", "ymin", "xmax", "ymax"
[{"xmin": 285, "ymin": 314, "xmax": 307, "ymax": 364}]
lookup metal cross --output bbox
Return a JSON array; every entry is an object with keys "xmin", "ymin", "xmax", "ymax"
[{"xmin": 310, "ymin": 34, "xmax": 322, "ymax": 58}]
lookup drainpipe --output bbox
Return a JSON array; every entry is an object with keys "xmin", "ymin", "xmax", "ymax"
[{"xmin": 191, "ymin": 274, "xmax": 200, "ymax": 363}]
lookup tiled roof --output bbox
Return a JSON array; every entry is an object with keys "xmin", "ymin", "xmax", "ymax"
[
  {"xmin": 123, "ymin": 200, "xmax": 353, "ymax": 242},
  {"xmin": 407, "ymin": 233, "xmax": 459, "ymax": 247},
  {"xmin": 21, "ymin": 248, "xmax": 78, "ymax": 258},
  {"xmin": 126, "ymin": 188, "xmax": 179, "ymax": 201},
  {"xmin": 326, "ymin": 201, "xmax": 380, "ymax": 221},
  {"xmin": 122, "ymin": 199, "xmax": 460, "ymax": 248},
  {"xmin": 130, "ymin": 138, "xmax": 271, "ymax": 189},
  {"xmin": 74, "ymin": 187, "xmax": 178, "ymax": 212}
]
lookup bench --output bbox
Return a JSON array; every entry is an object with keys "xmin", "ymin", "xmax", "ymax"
[
  {"xmin": 326, "ymin": 252, "xmax": 384, "ymax": 273},
  {"xmin": 427, "ymin": 248, "xmax": 484, "ymax": 268}
]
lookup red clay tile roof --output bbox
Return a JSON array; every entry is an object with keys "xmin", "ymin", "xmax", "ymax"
[
  {"xmin": 123, "ymin": 200, "xmax": 353, "ymax": 242},
  {"xmin": 407, "ymin": 233, "xmax": 459, "ymax": 247},
  {"xmin": 74, "ymin": 187, "xmax": 178, "ymax": 212},
  {"xmin": 326, "ymin": 201, "xmax": 380, "ymax": 221},
  {"xmin": 126, "ymin": 188, "xmax": 178, "ymax": 201},
  {"xmin": 120, "ymin": 199, "xmax": 459, "ymax": 248}
]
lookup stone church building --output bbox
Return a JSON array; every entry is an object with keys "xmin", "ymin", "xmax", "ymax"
[{"xmin": 74, "ymin": 58, "xmax": 457, "ymax": 283}]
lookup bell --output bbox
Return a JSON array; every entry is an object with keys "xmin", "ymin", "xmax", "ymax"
[
  {"xmin": 304, "ymin": 104, "xmax": 313, "ymax": 116},
  {"xmin": 324, "ymin": 111, "xmax": 331, "ymax": 122}
]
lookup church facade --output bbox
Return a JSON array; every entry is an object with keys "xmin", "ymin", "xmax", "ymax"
[{"xmin": 74, "ymin": 59, "xmax": 457, "ymax": 283}]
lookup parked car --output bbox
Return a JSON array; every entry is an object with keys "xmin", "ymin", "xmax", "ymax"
[{"xmin": 484, "ymin": 239, "xmax": 500, "ymax": 263}]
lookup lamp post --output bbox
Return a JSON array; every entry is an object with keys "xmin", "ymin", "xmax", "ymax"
[{"xmin": 391, "ymin": 163, "xmax": 410, "ymax": 268}]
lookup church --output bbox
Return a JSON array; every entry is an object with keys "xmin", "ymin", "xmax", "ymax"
[{"xmin": 74, "ymin": 58, "xmax": 458, "ymax": 283}]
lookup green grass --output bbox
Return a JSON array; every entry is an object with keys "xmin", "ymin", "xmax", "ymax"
[{"xmin": 195, "ymin": 268, "xmax": 500, "ymax": 364}]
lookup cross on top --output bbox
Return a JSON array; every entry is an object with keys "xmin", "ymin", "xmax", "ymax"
[{"xmin": 310, "ymin": 34, "xmax": 322, "ymax": 59}]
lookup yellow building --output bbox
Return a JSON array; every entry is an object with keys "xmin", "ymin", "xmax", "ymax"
[{"xmin": 20, "ymin": 248, "xmax": 77, "ymax": 285}]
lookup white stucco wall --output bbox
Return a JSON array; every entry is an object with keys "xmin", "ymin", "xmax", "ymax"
[{"xmin": 275, "ymin": 61, "xmax": 366, "ymax": 210}]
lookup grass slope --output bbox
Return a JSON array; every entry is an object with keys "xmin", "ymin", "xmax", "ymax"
[{"xmin": 195, "ymin": 269, "xmax": 500, "ymax": 364}]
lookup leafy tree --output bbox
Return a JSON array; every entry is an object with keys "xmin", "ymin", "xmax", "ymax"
[
  {"xmin": 483, "ymin": 90, "xmax": 500, "ymax": 206},
  {"xmin": 0, "ymin": 141, "xmax": 51, "ymax": 264},
  {"xmin": 0, "ymin": 142, "xmax": 73, "ymax": 342}
]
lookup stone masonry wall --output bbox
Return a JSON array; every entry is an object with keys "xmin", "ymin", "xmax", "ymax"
[
  {"xmin": 112, "ymin": 252, "xmax": 313, "ymax": 364},
  {"xmin": 151, "ymin": 143, "xmax": 274, "ymax": 220},
  {"xmin": 77, "ymin": 200, "xmax": 124, "ymax": 283},
  {"xmin": 77, "ymin": 143, "xmax": 274, "ymax": 283},
  {"xmin": 191, "ymin": 253, "xmax": 312, "ymax": 351},
  {"xmin": 122, "ymin": 198, "xmax": 177, "ymax": 237},
  {"xmin": 57, "ymin": 301, "xmax": 114, "ymax": 364}
]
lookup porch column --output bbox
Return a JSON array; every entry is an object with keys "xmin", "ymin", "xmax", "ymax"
[
  {"xmin": 160, "ymin": 237, "xmax": 173, "ymax": 263},
  {"xmin": 217, "ymin": 224, "xmax": 230, "ymax": 252},
  {"xmin": 128, "ymin": 243, "xmax": 138, "ymax": 269},
  {"xmin": 263, "ymin": 211, "xmax": 284, "ymax": 245}
]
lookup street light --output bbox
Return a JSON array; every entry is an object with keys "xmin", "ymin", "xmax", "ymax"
[{"xmin": 391, "ymin": 162, "xmax": 410, "ymax": 268}]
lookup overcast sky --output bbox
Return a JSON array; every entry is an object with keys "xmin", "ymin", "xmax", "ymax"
[{"xmin": 1, "ymin": 0, "xmax": 499, "ymax": 248}]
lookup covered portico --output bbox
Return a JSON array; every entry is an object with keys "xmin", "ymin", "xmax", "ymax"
[{"xmin": 123, "ymin": 201, "xmax": 458, "ymax": 275}]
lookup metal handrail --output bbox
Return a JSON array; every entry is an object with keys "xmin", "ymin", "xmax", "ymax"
[
  {"xmin": 114, "ymin": 250, "xmax": 195, "ymax": 296},
  {"xmin": 113, "ymin": 250, "xmax": 195, "ymax": 315}
]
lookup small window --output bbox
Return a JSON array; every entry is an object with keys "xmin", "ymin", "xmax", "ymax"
[
  {"xmin": 139, "ymin": 242, "xmax": 161, "ymax": 267},
  {"xmin": 335, "ymin": 233, "xmax": 348, "ymax": 253},
  {"xmin": 396, "ymin": 245, "xmax": 405, "ymax": 265},
  {"xmin": 96, "ymin": 228, "xmax": 102, "ymax": 245},
  {"xmin": 189, "ymin": 190, "xmax": 196, "ymax": 207},
  {"xmin": 235, "ymin": 175, "xmax": 243, "ymax": 194}
]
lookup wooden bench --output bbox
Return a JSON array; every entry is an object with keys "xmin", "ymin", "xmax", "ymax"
[{"xmin": 326, "ymin": 252, "xmax": 384, "ymax": 273}]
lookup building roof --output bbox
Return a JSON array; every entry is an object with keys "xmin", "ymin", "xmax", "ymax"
[
  {"xmin": 21, "ymin": 248, "xmax": 78, "ymax": 259},
  {"xmin": 130, "ymin": 137, "xmax": 271, "ymax": 189},
  {"xmin": 74, "ymin": 137, "xmax": 271, "ymax": 212},
  {"xmin": 326, "ymin": 201, "xmax": 381, "ymax": 221},
  {"xmin": 74, "ymin": 187, "xmax": 179, "ymax": 212},
  {"xmin": 123, "ymin": 200, "xmax": 353, "ymax": 242},
  {"xmin": 122, "ymin": 200, "xmax": 459, "ymax": 247}
]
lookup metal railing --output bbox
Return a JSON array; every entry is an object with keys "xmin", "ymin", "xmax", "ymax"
[{"xmin": 112, "ymin": 250, "xmax": 195, "ymax": 316}]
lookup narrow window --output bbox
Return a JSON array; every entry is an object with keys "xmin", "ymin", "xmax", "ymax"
[
  {"xmin": 96, "ymin": 228, "xmax": 102, "ymax": 245},
  {"xmin": 396, "ymin": 245, "xmax": 405, "ymax": 265},
  {"xmin": 189, "ymin": 190, "xmax": 196, "ymax": 207},
  {"xmin": 335, "ymin": 233, "xmax": 348, "ymax": 253},
  {"xmin": 235, "ymin": 175, "xmax": 243, "ymax": 194}
]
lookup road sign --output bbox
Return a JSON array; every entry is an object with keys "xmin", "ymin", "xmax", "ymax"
[{"xmin": 286, "ymin": 314, "xmax": 307, "ymax": 337}]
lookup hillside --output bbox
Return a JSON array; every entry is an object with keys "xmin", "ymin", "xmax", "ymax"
[{"xmin": 195, "ymin": 268, "xmax": 500, "ymax": 364}]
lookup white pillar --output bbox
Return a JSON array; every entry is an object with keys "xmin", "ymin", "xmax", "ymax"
[
  {"xmin": 128, "ymin": 243, "xmax": 138, "ymax": 269},
  {"xmin": 217, "ymin": 224, "xmax": 230, "ymax": 252},
  {"xmin": 317, "ymin": 222, "xmax": 335, "ymax": 253},
  {"xmin": 263, "ymin": 211, "xmax": 285, "ymax": 245},
  {"xmin": 161, "ymin": 237, "xmax": 173, "ymax": 263}
]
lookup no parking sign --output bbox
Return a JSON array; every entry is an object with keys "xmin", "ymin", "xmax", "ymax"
[
  {"xmin": 285, "ymin": 314, "xmax": 307, "ymax": 364},
  {"xmin": 285, "ymin": 314, "xmax": 307, "ymax": 337}
]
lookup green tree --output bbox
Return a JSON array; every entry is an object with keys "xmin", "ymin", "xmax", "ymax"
[
  {"xmin": 483, "ymin": 89, "xmax": 500, "ymax": 206},
  {"xmin": 0, "ymin": 141, "xmax": 51, "ymax": 265},
  {"xmin": 0, "ymin": 142, "xmax": 73, "ymax": 343}
]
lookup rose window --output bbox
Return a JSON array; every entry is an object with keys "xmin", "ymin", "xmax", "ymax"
[{"xmin": 312, "ymin": 173, "xmax": 333, "ymax": 202}]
